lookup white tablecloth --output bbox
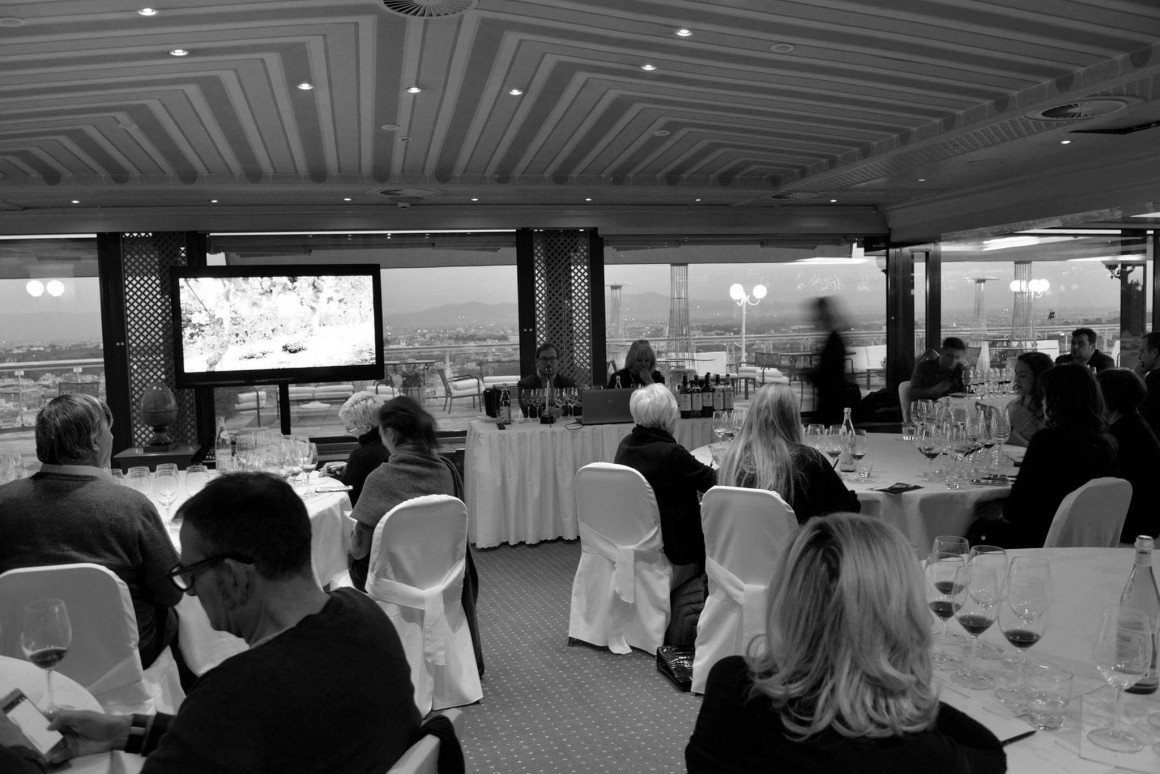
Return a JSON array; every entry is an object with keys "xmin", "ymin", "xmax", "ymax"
[
  {"xmin": 0, "ymin": 655, "xmax": 113, "ymax": 774},
  {"xmin": 465, "ymin": 418, "xmax": 714, "ymax": 548},
  {"xmin": 156, "ymin": 473, "xmax": 351, "ymax": 675},
  {"xmin": 693, "ymin": 435, "xmax": 1014, "ymax": 551}
]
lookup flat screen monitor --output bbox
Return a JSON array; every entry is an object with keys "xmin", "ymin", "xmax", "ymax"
[{"xmin": 170, "ymin": 264, "xmax": 384, "ymax": 388}]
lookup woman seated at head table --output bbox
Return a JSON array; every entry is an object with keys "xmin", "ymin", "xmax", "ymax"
[
  {"xmin": 685, "ymin": 514, "xmax": 1005, "ymax": 773},
  {"xmin": 1004, "ymin": 351, "xmax": 1053, "ymax": 447},
  {"xmin": 347, "ymin": 396, "xmax": 459, "ymax": 591},
  {"xmin": 1097, "ymin": 368, "xmax": 1160, "ymax": 543},
  {"xmin": 974, "ymin": 363, "xmax": 1117, "ymax": 549},
  {"xmin": 716, "ymin": 384, "xmax": 859, "ymax": 523},
  {"xmin": 607, "ymin": 339, "xmax": 665, "ymax": 388},
  {"xmin": 614, "ymin": 384, "xmax": 716, "ymax": 583},
  {"xmin": 336, "ymin": 391, "xmax": 392, "ymax": 506}
]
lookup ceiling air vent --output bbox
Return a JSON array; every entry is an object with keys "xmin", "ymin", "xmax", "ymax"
[
  {"xmin": 769, "ymin": 192, "xmax": 821, "ymax": 200},
  {"xmin": 1028, "ymin": 99, "xmax": 1130, "ymax": 121},
  {"xmin": 380, "ymin": 0, "xmax": 477, "ymax": 18},
  {"xmin": 376, "ymin": 187, "xmax": 441, "ymax": 204}
]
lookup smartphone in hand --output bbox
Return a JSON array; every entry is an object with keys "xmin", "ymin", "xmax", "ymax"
[{"xmin": 2, "ymin": 689, "xmax": 66, "ymax": 762}]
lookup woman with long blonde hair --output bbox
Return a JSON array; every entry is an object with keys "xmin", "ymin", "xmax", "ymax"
[
  {"xmin": 686, "ymin": 514, "xmax": 1005, "ymax": 772},
  {"xmin": 717, "ymin": 384, "xmax": 857, "ymax": 522}
]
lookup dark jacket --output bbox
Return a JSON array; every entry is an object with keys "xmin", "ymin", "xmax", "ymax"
[
  {"xmin": 341, "ymin": 429, "xmax": 391, "ymax": 506},
  {"xmin": 1140, "ymin": 369, "xmax": 1160, "ymax": 440},
  {"xmin": 814, "ymin": 331, "xmax": 852, "ymax": 425},
  {"xmin": 733, "ymin": 444, "xmax": 861, "ymax": 522},
  {"xmin": 613, "ymin": 425, "xmax": 716, "ymax": 566},
  {"xmin": 1055, "ymin": 349, "xmax": 1115, "ymax": 373},
  {"xmin": 1108, "ymin": 412, "xmax": 1160, "ymax": 543},
  {"xmin": 1002, "ymin": 424, "xmax": 1117, "ymax": 548},
  {"xmin": 686, "ymin": 656, "xmax": 1006, "ymax": 774},
  {"xmin": 515, "ymin": 372, "xmax": 576, "ymax": 391},
  {"xmin": 607, "ymin": 369, "xmax": 665, "ymax": 389}
]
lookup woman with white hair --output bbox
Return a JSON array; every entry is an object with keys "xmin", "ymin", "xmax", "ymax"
[
  {"xmin": 717, "ymin": 384, "xmax": 858, "ymax": 522},
  {"xmin": 337, "ymin": 390, "xmax": 391, "ymax": 505},
  {"xmin": 613, "ymin": 384, "xmax": 716, "ymax": 577},
  {"xmin": 607, "ymin": 339, "xmax": 665, "ymax": 388},
  {"xmin": 686, "ymin": 514, "xmax": 1005, "ymax": 772}
]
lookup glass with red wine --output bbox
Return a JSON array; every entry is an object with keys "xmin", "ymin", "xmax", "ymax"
[
  {"xmin": 925, "ymin": 552, "xmax": 967, "ymax": 669},
  {"xmin": 21, "ymin": 599, "xmax": 72, "ymax": 711},
  {"xmin": 994, "ymin": 556, "xmax": 1051, "ymax": 706},
  {"xmin": 951, "ymin": 564, "xmax": 1002, "ymax": 690}
]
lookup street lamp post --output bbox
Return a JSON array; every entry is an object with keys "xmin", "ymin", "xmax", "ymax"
[{"xmin": 729, "ymin": 283, "xmax": 766, "ymax": 368}]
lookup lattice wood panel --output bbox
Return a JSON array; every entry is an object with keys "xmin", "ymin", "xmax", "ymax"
[
  {"xmin": 531, "ymin": 230, "xmax": 593, "ymax": 387},
  {"xmin": 122, "ymin": 233, "xmax": 197, "ymax": 447}
]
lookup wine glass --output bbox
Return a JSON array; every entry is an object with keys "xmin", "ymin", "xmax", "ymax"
[
  {"xmin": 851, "ymin": 429, "xmax": 868, "ymax": 462},
  {"xmin": 154, "ymin": 467, "xmax": 180, "ymax": 522},
  {"xmin": 951, "ymin": 564, "xmax": 1002, "ymax": 690},
  {"xmin": 712, "ymin": 411, "xmax": 730, "ymax": 441},
  {"xmin": 933, "ymin": 535, "xmax": 969, "ymax": 558},
  {"xmin": 21, "ymin": 599, "xmax": 72, "ymax": 711},
  {"xmin": 822, "ymin": 426, "xmax": 844, "ymax": 466},
  {"xmin": 185, "ymin": 464, "xmax": 209, "ymax": 498},
  {"xmin": 991, "ymin": 408, "xmax": 1011, "ymax": 467},
  {"xmin": 804, "ymin": 424, "xmax": 823, "ymax": 450},
  {"xmin": 915, "ymin": 423, "xmax": 943, "ymax": 479},
  {"xmin": 995, "ymin": 556, "xmax": 1051, "ymax": 706},
  {"xmin": 297, "ymin": 441, "xmax": 318, "ymax": 484},
  {"xmin": 969, "ymin": 545, "xmax": 1009, "ymax": 589},
  {"xmin": 125, "ymin": 466, "xmax": 152, "ymax": 497},
  {"xmin": 730, "ymin": 409, "xmax": 746, "ymax": 439},
  {"xmin": 925, "ymin": 552, "xmax": 967, "ymax": 669},
  {"xmin": 1089, "ymin": 606, "xmax": 1153, "ymax": 753}
]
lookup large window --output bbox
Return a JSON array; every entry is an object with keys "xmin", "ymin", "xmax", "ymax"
[{"xmin": 0, "ymin": 237, "xmax": 103, "ymax": 468}]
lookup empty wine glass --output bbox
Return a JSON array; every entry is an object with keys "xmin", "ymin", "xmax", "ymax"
[
  {"xmin": 804, "ymin": 424, "xmax": 823, "ymax": 450},
  {"xmin": 125, "ymin": 466, "xmax": 151, "ymax": 497},
  {"xmin": 925, "ymin": 552, "xmax": 967, "ymax": 669},
  {"xmin": 1089, "ymin": 606, "xmax": 1153, "ymax": 753},
  {"xmin": 932, "ymin": 535, "xmax": 969, "ymax": 558},
  {"xmin": 730, "ymin": 410, "xmax": 746, "ymax": 439},
  {"xmin": 185, "ymin": 464, "xmax": 209, "ymax": 498},
  {"xmin": 22, "ymin": 599, "xmax": 72, "ymax": 711},
  {"xmin": 991, "ymin": 408, "xmax": 1011, "ymax": 466},
  {"xmin": 995, "ymin": 556, "xmax": 1051, "ymax": 706},
  {"xmin": 154, "ymin": 467, "xmax": 180, "ymax": 521},
  {"xmin": 969, "ymin": 545, "xmax": 1009, "ymax": 589},
  {"xmin": 951, "ymin": 564, "xmax": 1001, "ymax": 690},
  {"xmin": 297, "ymin": 440, "xmax": 318, "ymax": 484},
  {"xmin": 712, "ymin": 411, "xmax": 730, "ymax": 441}
]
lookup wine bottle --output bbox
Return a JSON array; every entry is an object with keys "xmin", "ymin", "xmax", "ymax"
[
  {"xmin": 701, "ymin": 373, "xmax": 713, "ymax": 417},
  {"xmin": 689, "ymin": 375, "xmax": 703, "ymax": 417},
  {"xmin": 678, "ymin": 376, "xmax": 691, "ymax": 419},
  {"xmin": 722, "ymin": 376, "xmax": 734, "ymax": 411},
  {"xmin": 498, "ymin": 384, "xmax": 512, "ymax": 424},
  {"xmin": 712, "ymin": 374, "xmax": 725, "ymax": 412},
  {"xmin": 838, "ymin": 407, "xmax": 857, "ymax": 473},
  {"xmin": 1124, "ymin": 535, "xmax": 1160, "ymax": 694}
]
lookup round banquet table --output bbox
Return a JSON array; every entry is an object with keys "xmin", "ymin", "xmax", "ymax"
[
  {"xmin": 0, "ymin": 655, "xmax": 114, "ymax": 774},
  {"xmin": 692, "ymin": 436, "xmax": 1019, "ymax": 550},
  {"xmin": 144, "ymin": 471, "xmax": 351, "ymax": 676}
]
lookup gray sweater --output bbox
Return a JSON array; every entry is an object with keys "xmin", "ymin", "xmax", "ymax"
[{"xmin": 0, "ymin": 469, "xmax": 182, "ymax": 667}]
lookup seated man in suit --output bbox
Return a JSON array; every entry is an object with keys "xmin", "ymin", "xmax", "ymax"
[
  {"xmin": 517, "ymin": 343, "xmax": 577, "ymax": 416},
  {"xmin": 0, "ymin": 394, "xmax": 181, "ymax": 668},
  {"xmin": 1055, "ymin": 327, "xmax": 1115, "ymax": 373},
  {"xmin": 908, "ymin": 337, "xmax": 967, "ymax": 400}
]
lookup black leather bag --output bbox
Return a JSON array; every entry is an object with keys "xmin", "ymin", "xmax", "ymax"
[
  {"xmin": 665, "ymin": 573, "xmax": 706, "ymax": 649},
  {"xmin": 656, "ymin": 646, "xmax": 694, "ymax": 692}
]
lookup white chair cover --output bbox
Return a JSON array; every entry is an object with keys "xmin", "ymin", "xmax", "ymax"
[
  {"xmin": 692, "ymin": 486, "xmax": 797, "ymax": 694},
  {"xmin": 1043, "ymin": 477, "xmax": 1132, "ymax": 548},
  {"xmin": 0, "ymin": 563, "xmax": 184, "ymax": 714},
  {"xmin": 365, "ymin": 495, "xmax": 481, "ymax": 714},
  {"xmin": 567, "ymin": 463, "xmax": 673, "ymax": 655}
]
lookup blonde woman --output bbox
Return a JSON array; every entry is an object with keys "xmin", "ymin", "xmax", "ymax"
[
  {"xmin": 608, "ymin": 339, "xmax": 664, "ymax": 388},
  {"xmin": 717, "ymin": 384, "xmax": 858, "ymax": 522},
  {"xmin": 686, "ymin": 514, "xmax": 1005, "ymax": 772},
  {"xmin": 337, "ymin": 390, "xmax": 391, "ymax": 505}
]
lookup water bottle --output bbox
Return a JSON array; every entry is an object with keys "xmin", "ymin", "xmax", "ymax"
[
  {"xmin": 838, "ymin": 407, "xmax": 857, "ymax": 473},
  {"xmin": 498, "ymin": 385, "xmax": 512, "ymax": 424},
  {"xmin": 1123, "ymin": 536, "xmax": 1160, "ymax": 695}
]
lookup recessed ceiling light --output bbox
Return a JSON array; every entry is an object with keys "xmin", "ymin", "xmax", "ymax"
[
  {"xmin": 169, "ymin": 49, "xmax": 189, "ymax": 57},
  {"xmin": 675, "ymin": 28, "xmax": 692, "ymax": 37},
  {"xmin": 343, "ymin": 197, "xmax": 352, "ymax": 202},
  {"xmin": 471, "ymin": 198, "xmax": 479, "ymax": 202},
  {"xmin": 137, "ymin": 8, "xmax": 158, "ymax": 16},
  {"xmin": 210, "ymin": 199, "xmax": 218, "ymax": 203},
  {"xmin": 640, "ymin": 64, "xmax": 656, "ymax": 71},
  {"xmin": 829, "ymin": 199, "xmax": 838, "ymax": 203},
  {"xmin": 406, "ymin": 86, "xmax": 422, "ymax": 94},
  {"xmin": 694, "ymin": 198, "xmax": 702, "ymax": 202},
  {"xmin": 71, "ymin": 200, "xmax": 80, "ymax": 204},
  {"xmin": 297, "ymin": 82, "xmax": 313, "ymax": 91},
  {"xmin": 770, "ymin": 43, "xmax": 795, "ymax": 53},
  {"xmin": 653, "ymin": 130, "xmax": 671, "ymax": 137},
  {"xmin": 585, "ymin": 198, "xmax": 593, "ymax": 202},
  {"xmin": 0, "ymin": 17, "xmax": 26, "ymax": 27},
  {"xmin": 917, "ymin": 178, "xmax": 927, "ymax": 182},
  {"xmin": 509, "ymin": 88, "xmax": 523, "ymax": 96},
  {"xmin": 400, "ymin": 136, "xmax": 412, "ymax": 142},
  {"xmin": 1060, "ymin": 139, "xmax": 1072, "ymax": 144},
  {"xmin": 380, "ymin": 124, "xmax": 399, "ymax": 131}
]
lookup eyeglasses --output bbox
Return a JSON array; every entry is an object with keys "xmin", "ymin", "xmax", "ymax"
[
  {"xmin": 167, "ymin": 554, "xmax": 254, "ymax": 591},
  {"xmin": 537, "ymin": 356, "xmax": 559, "ymax": 362}
]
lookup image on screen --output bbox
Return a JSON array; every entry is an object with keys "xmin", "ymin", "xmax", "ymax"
[{"xmin": 177, "ymin": 274, "xmax": 378, "ymax": 374}]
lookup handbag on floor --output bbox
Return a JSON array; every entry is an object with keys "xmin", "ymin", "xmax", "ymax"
[{"xmin": 656, "ymin": 646, "xmax": 694, "ymax": 692}]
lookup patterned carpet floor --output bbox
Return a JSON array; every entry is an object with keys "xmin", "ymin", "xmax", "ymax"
[{"xmin": 458, "ymin": 539, "xmax": 702, "ymax": 774}]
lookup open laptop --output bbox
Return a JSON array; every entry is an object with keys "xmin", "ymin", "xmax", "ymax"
[{"xmin": 580, "ymin": 388, "xmax": 635, "ymax": 425}]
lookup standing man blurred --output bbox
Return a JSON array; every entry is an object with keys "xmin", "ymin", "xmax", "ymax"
[
  {"xmin": 1055, "ymin": 327, "xmax": 1115, "ymax": 372},
  {"xmin": 1137, "ymin": 331, "xmax": 1160, "ymax": 438},
  {"xmin": 908, "ymin": 337, "xmax": 968, "ymax": 400}
]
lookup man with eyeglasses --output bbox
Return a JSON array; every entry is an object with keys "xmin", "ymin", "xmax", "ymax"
[
  {"xmin": 517, "ymin": 342, "xmax": 577, "ymax": 416},
  {"xmin": 33, "ymin": 472, "xmax": 420, "ymax": 773}
]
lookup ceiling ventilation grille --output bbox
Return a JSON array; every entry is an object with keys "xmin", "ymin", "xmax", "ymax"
[
  {"xmin": 377, "ymin": 188, "xmax": 441, "ymax": 202},
  {"xmin": 380, "ymin": 0, "xmax": 477, "ymax": 18},
  {"xmin": 769, "ymin": 192, "xmax": 821, "ymax": 200},
  {"xmin": 1028, "ymin": 99, "xmax": 1130, "ymax": 121}
]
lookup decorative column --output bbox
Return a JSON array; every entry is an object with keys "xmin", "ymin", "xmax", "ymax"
[
  {"xmin": 666, "ymin": 264, "xmax": 692, "ymax": 370},
  {"xmin": 1010, "ymin": 261, "xmax": 1033, "ymax": 342}
]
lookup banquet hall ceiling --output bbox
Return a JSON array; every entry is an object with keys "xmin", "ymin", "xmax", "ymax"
[{"xmin": 0, "ymin": 0, "xmax": 1158, "ymax": 240}]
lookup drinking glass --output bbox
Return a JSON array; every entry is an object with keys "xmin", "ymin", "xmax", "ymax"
[
  {"xmin": 991, "ymin": 409, "xmax": 1011, "ymax": 466},
  {"xmin": 823, "ymin": 426, "xmax": 844, "ymax": 465},
  {"xmin": 951, "ymin": 564, "xmax": 1001, "ymax": 690},
  {"xmin": 915, "ymin": 423, "xmax": 943, "ymax": 479},
  {"xmin": 925, "ymin": 552, "xmax": 967, "ymax": 669},
  {"xmin": 1089, "ymin": 606, "xmax": 1153, "ymax": 753},
  {"xmin": 154, "ymin": 467, "xmax": 180, "ymax": 521},
  {"xmin": 21, "ymin": 599, "xmax": 72, "ymax": 711},
  {"xmin": 933, "ymin": 535, "xmax": 969, "ymax": 557},
  {"xmin": 125, "ymin": 466, "xmax": 152, "ymax": 497},
  {"xmin": 852, "ymin": 429, "xmax": 868, "ymax": 462},
  {"xmin": 185, "ymin": 464, "xmax": 209, "ymax": 497},
  {"xmin": 712, "ymin": 411, "xmax": 730, "ymax": 442},
  {"xmin": 804, "ymin": 424, "xmax": 824, "ymax": 450},
  {"xmin": 1024, "ymin": 663, "xmax": 1072, "ymax": 731},
  {"xmin": 969, "ymin": 545, "xmax": 1009, "ymax": 589},
  {"xmin": 110, "ymin": 468, "xmax": 124, "ymax": 485},
  {"xmin": 994, "ymin": 556, "xmax": 1051, "ymax": 706},
  {"xmin": 730, "ymin": 410, "xmax": 746, "ymax": 439}
]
